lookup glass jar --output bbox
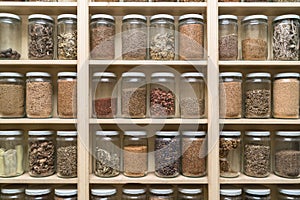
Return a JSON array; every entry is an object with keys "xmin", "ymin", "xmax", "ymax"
[
  {"xmin": 121, "ymin": 72, "xmax": 147, "ymax": 118},
  {"xmin": 278, "ymin": 186, "xmax": 300, "ymax": 200},
  {"xmin": 55, "ymin": 189, "xmax": 77, "ymax": 200},
  {"xmin": 244, "ymin": 187, "xmax": 271, "ymax": 200},
  {"xmin": 29, "ymin": 0, "xmax": 56, "ymax": 1},
  {"xmin": 220, "ymin": 187, "xmax": 242, "ymax": 200},
  {"xmin": 58, "ymin": 72, "xmax": 77, "ymax": 119},
  {"xmin": 0, "ymin": 72, "xmax": 25, "ymax": 118},
  {"xmin": 122, "ymin": 184, "xmax": 147, "ymax": 200},
  {"xmin": 219, "ymin": 0, "xmax": 240, "ymax": 2},
  {"xmin": 244, "ymin": 131, "xmax": 271, "ymax": 178},
  {"xmin": 57, "ymin": 14, "xmax": 77, "ymax": 60},
  {"xmin": 0, "ymin": 13, "xmax": 21, "ymax": 60},
  {"xmin": 178, "ymin": 185, "xmax": 204, "ymax": 200},
  {"xmin": 220, "ymin": 131, "xmax": 241, "ymax": 178},
  {"xmin": 58, "ymin": 0, "xmax": 76, "ymax": 1},
  {"xmin": 28, "ymin": 14, "xmax": 54, "ymax": 60},
  {"xmin": 122, "ymin": 15, "xmax": 147, "ymax": 60},
  {"xmin": 219, "ymin": 72, "xmax": 242, "ymax": 119},
  {"xmin": 244, "ymin": 73, "xmax": 271, "ymax": 118},
  {"xmin": 273, "ymin": 73, "xmax": 300, "ymax": 119},
  {"xmin": 28, "ymin": 130, "xmax": 55, "ymax": 177},
  {"xmin": 155, "ymin": 131, "xmax": 180, "ymax": 178},
  {"xmin": 91, "ymin": 186, "xmax": 117, "ymax": 200},
  {"xmin": 26, "ymin": 72, "xmax": 53, "ymax": 118},
  {"xmin": 180, "ymin": 72, "xmax": 205, "ymax": 119},
  {"xmin": 92, "ymin": 72, "xmax": 117, "ymax": 118},
  {"xmin": 244, "ymin": 0, "xmax": 269, "ymax": 1},
  {"xmin": 181, "ymin": 131, "xmax": 206, "ymax": 177},
  {"xmin": 123, "ymin": 131, "xmax": 148, "ymax": 177},
  {"xmin": 149, "ymin": 185, "xmax": 174, "ymax": 200},
  {"xmin": 274, "ymin": 131, "xmax": 300, "ymax": 178},
  {"xmin": 150, "ymin": 72, "xmax": 176, "ymax": 118},
  {"xmin": 90, "ymin": 14, "xmax": 115, "ymax": 60},
  {"xmin": 241, "ymin": 15, "xmax": 268, "ymax": 60},
  {"xmin": 1, "ymin": 185, "xmax": 25, "ymax": 200},
  {"xmin": 93, "ymin": 131, "xmax": 120, "ymax": 177},
  {"xmin": 179, "ymin": 14, "xmax": 204, "ymax": 60},
  {"xmin": 0, "ymin": 131, "xmax": 24, "ymax": 177},
  {"xmin": 273, "ymin": 0, "xmax": 300, "ymax": 1},
  {"xmin": 25, "ymin": 188, "xmax": 52, "ymax": 200},
  {"xmin": 219, "ymin": 15, "xmax": 238, "ymax": 60},
  {"xmin": 56, "ymin": 131, "xmax": 77, "ymax": 178},
  {"xmin": 150, "ymin": 14, "xmax": 175, "ymax": 60}
]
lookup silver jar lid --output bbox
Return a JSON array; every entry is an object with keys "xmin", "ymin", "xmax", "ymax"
[
  {"xmin": 279, "ymin": 188, "xmax": 300, "ymax": 196},
  {"xmin": 150, "ymin": 14, "xmax": 174, "ymax": 21},
  {"xmin": 150, "ymin": 185, "xmax": 173, "ymax": 195},
  {"xmin": 246, "ymin": 72, "xmax": 271, "ymax": 78},
  {"xmin": 1, "ymin": 185, "xmax": 24, "ymax": 194},
  {"xmin": 221, "ymin": 188, "xmax": 242, "ymax": 196},
  {"xmin": 55, "ymin": 189, "xmax": 77, "ymax": 196},
  {"xmin": 122, "ymin": 72, "xmax": 145, "ymax": 77},
  {"xmin": 245, "ymin": 131, "xmax": 270, "ymax": 136},
  {"xmin": 0, "ymin": 130, "xmax": 23, "ymax": 136},
  {"xmin": 91, "ymin": 187, "xmax": 117, "ymax": 196},
  {"xmin": 151, "ymin": 72, "xmax": 174, "ymax": 78},
  {"xmin": 93, "ymin": 72, "xmax": 116, "ymax": 78},
  {"xmin": 95, "ymin": 131, "xmax": 119, "ymax": 136},
  {"xmin": 156, "ymin": 131, "xmax": 179, "ymax": 137},
  {"xmin": 220, "ymin": 72, "xmax": 242, "ymax": 78},
  {"xmin": 122, "ymin": 185, "xmax": 146, "ymax": 195},
  {"xmin": 57, "ymin": 131, "xmax": 77, "ymax": 137},
  {"xmin": 58, "ymin": 72, "xmax": 77, "ymax": 77},
  {"xmin": 276, "ymin": 131, "xmax": 300, "ymax": 137},
  {"xmin": 91, "ymin": 14, "xmax": 115, "ymax": 21},
  {"xmin": 245, "ymin": 188, "xmax": 270, "ymax": 196},
  {"xmin": 124, "ymin": 131, "xmax": 147, "ymax": 136},
  {"xmin": 179, "ymin": 14, "xmax": 203, "ymax": 21},
  {"xmin": 273, "ymin": 14, "xmax": 300, "ymax": 22},
  {"xmin": 25, "ymin": 189, "xmax": 51, "ymax": 196},
  {"xmin": 178, "ymin": 185, "xmax": 202, "ymax": 195},
  {"xmin": 0, "ymin": 72, "xmax": 23, "ymax": 78},
  {"xmin": 220, "ymin": 131, "xmax": 241, "ymax": 136},
  {"xmin": 242, "ymin": 15, "xmax": 268, "ymax": 22},
  {"xmin": 57, "ymin": 14, "xmax": 77, "ymax": 20},
  {"xmin": 123, "ymin": 14, "xmax": 147, "ymax": 21},
  {"xmin": 219, "ymin": 15, "xmax": 238, "ymax": 21},
  {"xmin": 28, "ymin": 130, "xmax": 54, "ymax": 136},
  {"xmin": 182, "ymin": 131, "xmax": 206, "ymax": 137},
  {"xmin": 28, "ymin": 14, "xmax": 53, "ymax": 21},
  {"xmin": 0, "ymin": 13, "xmax": 21, "ymax": 21},
  {"xmin": 26, "ymin": 72, "xmax": 51, "ymax": 77},
  {"xmin": 181, "ymin": 72, "xmax": 204, "ymax": 78},
  {"xmin": 274, "ymin": 72, "xmax": 300, "ymax": 79}
]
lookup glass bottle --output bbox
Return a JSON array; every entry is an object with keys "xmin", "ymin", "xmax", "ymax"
[
  {"xmin": 241, "ymin": 15, "xmax": 268, "ymax": 60},
  {"xmin": 0, "ymin": 13, "xmax": 21, "ymax": 60},
  {"xmin": 274, "ymin": 131, "xmax": 300, "ymax": 178},
  {"xmin": 150, "ymin": 14, "xmax": 175, "ymax": 60},
  {"xmin": 219, "ymin": 15, "xmax": 238, "ymax": 60},
  {"xmin": 244, "ymin": 131, "xmax": 271, "ymax": 178},
  {"xmin": 93, "ymin": 131, "xmax": 120, "ymax": 177},
  {"xmin": 220, "ymin": 187, "xmax": 242, "ymax": 200},
  {"xmin": 121, "ymin": 72, "xmax": 147, "ymax": 118},
  {"xmin": 1, "ymin": 184, "xmax": 25, "ymax": 200},
  {"xmin": 25, "ymin": 188, "xmax": 52, "ymax": 200},
  {"xmin": 244, "ymin": 72, "xmax": 271, "ymax": 118},
  {"xmin": 55, "ymin": 189, "xmax": 77, "ymax": 200},
  {"xmin": 0, "ymin": 130, "xmax": 24, "ymax": 177},
  {"xmin": 0, "ymin": 72, "xmax": 25, "ymax": 118},
  {"xmin": 123, "ymin": 131, "xmax": 148, "ymax": 177},
  {"xmin": 178, "ymin": 185, "xmax": 204, "ymax": 200},
  {"xmin": 91, "ymin": 186, "xmax": 117, "ymax": 200},
  {"xmin": 180, "ymin": 72, "xmax": 205, "ymax": 119},
  {"xmin": 149, "ymin": 185, "xmax": 174, "ymax": 200},
  {"xmin": 244, "ymin": 186, "xmax": 271, "ymax": 200},
  {"xmin": 122, "ymin": 184, "xmax": 147, "ymax": 200},
  {"xmin": 278, "ymin": 186, "xmax": 300, "ymax": 200}
]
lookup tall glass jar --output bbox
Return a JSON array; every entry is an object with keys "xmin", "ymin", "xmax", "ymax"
[
  {"xmin": 26, "ymin": 72, "xmax": 53, "ymax": 118},
  {"xmin": 92, "ymin": 72, "xmax": 117, "ymax": 118},
  {"xmin": 57, "ymin": 14, "xmax": 77, "ymax": 60},
  {"xmin": 220, "ymin": 131, "xmax": 241, "ymax": 178},
  {"xmin": 273, "ymin": 14, "xmax": 300, "ymax": 60},
  {"xmin": 122, "ymin": 14, "xmax": 147, "ymax": 60},
  {"xmin": 150, "ymin": 72, "xmax": 176, "ymax": 118},
  {"xmin": 241, "ymin": 15, "xmax": 268, "ymax": 60},
  {"xmin": 55, "ymin": 189, "xmax": 77, "ymax": 200},
  {"xmin": 180, "ymin": 72, "xmax": 205, "ymax": 119},
  {"xmin": 219, "ymin": 72, "xmax": 242, "ymax": 119},
  {"xmin": 219, "ymin": 15, "xmax": 238, "ymax": 60},
  {"xmin": 0, "ymin": 72, "xmax": 25, "ymax": 118},
  {"xmin": 149, "ymin": 185, "xmax": 174, "ymax": 200},
  {"xmin": 25, "ymin": 188, "xmax": 52, "ymax": 200},
  {"xmin": 28, "ymin": 130, "xmax": 55, "ymax": 177},
  {"xmin": 274, "ymin": 131, "xmax": 300, "ymax": 178},
  {"xmin": 244, "ymin": 73, "xmax": 271, "ymax": 118},
  {"xmin": 155, "ymin": 131, "xmax": 180, "ymax": 178},
  {"xmin": 273, "ymin": 73, "xmax": 300, "ymax": 119},
  {"xmin": 182, "ymin": 131, "xmax": 206, "ymax": 177},
  {"xmin": 0, "ymin": 131, "xmax": 24, "ymax": 177},
  {"xmin": 278, "ymin": 186, "xmax": 300, "ymax": 200},
  {"xmin": 91, "ymin": 186, "xmax": 117, "ymax": 200},
  {"xmin": 93, "ymin": 131, "xmax": 120, "ymax": 177},
  {"xmin": 179, "ymin": 14, "xmax": 204, "ymax": 60},
  {"xmin": 244, "ymin": 187, "xmax": 271, "ymax": 200},
  {"xmin": 121, "ymin": 72, "xmax": 147, "ymax": 118},
  {"xmin": 150, "ymin": 14, "xmax": 175, "ymax": 60},
  {"xmin": 56, "ymin": 131, "xmax": 77, "ymax": 178},
  {"xmin": 123, "ymin": 131, "xmax": 148, "ymax": 177},
  {"xmin": 1, "ymin": 185, "xmax": 25, "ymax": 200},
  {"xmin": 0, "ymin": 13, "xmax": 21, "ymax": 60},
  {"xmin": 178, "ymin": 185, "xmax": 204, "ymax": 200},
  {"xmin": 90, "ymin": 14, "xmax": 115, "ymax": 60},
  {"xmin": 122, "ymin": 184, "xmax": 147, "ymax": 200},
  {"xmin": 220, "ymin": 187, "xmax": 242, "ymax": 200},
  {"xmin": 28, "ymin": 14, "xmax": 54, "ymax": 60},
  {"xmin": 244, "ymin": 131, "xmax": 271, "ymax": 178}
]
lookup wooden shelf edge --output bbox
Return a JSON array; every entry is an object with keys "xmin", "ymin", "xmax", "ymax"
[
  {"xmin": 219, "ymin": 61, "xmax": 300, "ymax": 66},
  {"xmin": 0, "ymin": 118, "xmax": 77, "ymax": 124},
  {"xmin": 0, "ymin": 60, "xmax": 77, "ymax": 66},
  {"xmin": 89, "ymin": 60, "xmax": 207, "ymax": 66},
  {"xmin": 0, "ymin": 174, "xmax": 77, "ymax": 184},
  {"xmin": 218, "ymin": 2, "xmax": 300, "ymax": 8},
  {"xmin": 220, "ymin": 174, "xmax": 300, "ymax": 184},
  {"xmin": 89, "ymin": 118, "xmax": 208, "ymax": 124},
  {"xmin": 89, "ymin": 2, "xmax": 207, "ymax": 7},
  {"xmin": 220, "ymin": 119, "xmax": 300, "ymax": 125},
  {"xmin": 0, "ymin": 2, "xmax": 77, "ymax": 7}
]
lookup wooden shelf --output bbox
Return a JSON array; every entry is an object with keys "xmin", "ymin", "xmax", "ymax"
[
  {"xmin": 220, "ymin": 119, "xmax": 300, "ymax": 125},
  {"xmin": 0, "ymin": 60, "xmax": 77, "ymax": 66},
  {"xmin": 0, "ymin": 174, "xmax": 77, "ymax": 184},
  {"xmin": 90, "ymin": 60, "xmax": 207, "ymax": 66},
  {"xmin": 0, "ymin": 118, "xmax": 77, "ymax": 124},
  {"xmin": 90, "ymin": 118, "xmax": 208, "ymax": 125},
  {"xmin": 219, "ymin": 61, "xmax": 300, "ymax": 67},
  {"xmin": 220, "ymin": 174, "xmax": 300, "ymax": 184}
]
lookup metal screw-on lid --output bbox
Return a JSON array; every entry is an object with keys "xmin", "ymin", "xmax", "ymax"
[
  {"xmin": 151, "ymin": 72, "xmax": 175, "ymax": 78},
  {"xmin": 57, "ymin": 14, "xmax": 77, "ymax": 20},
  {"xmin": 124, "ymin": 131, "xmax": 147, "ymax": 136},
  {"xmin": 181, "ymin": 72, "xmax": 204, "ymax": 78},
  {"xmin": 25, "ymin": 189, "xmax": 51, "ymax": 196},
  {"xmin": 57, "ymin": 131, "xmax": 77, "ymax": 137},
  {"xmin": 279, "ymin": 188, "xmax": 300, "ymax": 196},
  {"xmin": 0, "ymin": 130, "xmax": 23, "ymax": 136},
  {"xmin": 26, "ymin": 72, "xmax": 51, "ymax": 77},
  {"xmin": 28, "ymin": 14, "xmax": 53, "ymax": 21},
  {"xmin": 276, "ymin": 131, "xmax": 300, "ymax": 137},
  {"xmin": 91, "ymin": 14, "xmax": 115, "ymax": 21},
  {"xmin": 55, "ymin": 189, "xmax": 77, "ymax": 196},
  {"xmin": 150, "ymin": 185, "xmax": 174, "ymax": 195},
  {"xmin": 274, "ymin": 72, "xmax": 300, "ymax": 79},
  {"xmin": 122, "ymin": 72, "xmax": 146, "ymax": 77},
  {"xmin": 245, "ymin": 131, "xmax": 270, "ymax": 136},
  {"xmin": 219, "ymin": 15, "xmax": 238, "ymax": 21},
  {"xmin": 220, "ymin": 131, "xmax": 241, "ymax": 136},
  {"xmin": 242, "ymin": 15, "xmax": 268, "ymax": 22},
  {"xmin": 245, "ymin": 188, "xmax": 270, "ymax": 196},
  {"xmin": 156, "ymin": 131, "xmax": 179, "ymax": 137},
  {"xmin": 58, "ymin": 72, "xmax": 77, "ymax": 77},
  {"xmin": 179, "ymin": 14, "xmax": 203, "ymax": 21},
  {"xmin": 1, "ymin": 185, "xmax": 25, "ymax": 194},
  {"xmin": 220, "ymin": 188, "xmax": 242, "ymax": 196},
  {"xmin": 123, "ymin": 14, "xmax": 147, "ymax": 21},
  {"xmin": 95, "ymin": 131, "xmax": 119, "ymax": 136},
  {"xmin": 93, "ymin": 72, "xmax": 116, "ymax": 78},
  {"xmin": 28, "ymin": 130, "xmax": 54, "ymax": 136},
  {"xmin": 182, "ymin": 131, "xmax": 206, "ymax": 137},
  {"xmin": 122, "ymin": 185, "xmax": 146, "ymax": 195},
  {"xmin": 246, "ymin": 72, "xmax": 271, "ymax": 78},
  {"xmin": 178, "ymin": 185, "xmax": 202, "ymax": 195},
  {"xmin": 0, "ymin": 13, "xmax": 21, "ymax": 21},
  {"xmin": 273, "ymin": 14, "xmax": 300, "ymax": 22},
  {"xmin": 220, "ymin": 72, "xmax": 242, "ymax": 77},
  {"xmin": 150, "ymin": 14, "xmax": 174, "ymax": 21},
  {"xmin": 91, "ymin": 187, "xmax": 117, "ymax": 196},
  {"xmin": 0, "ymin": 72, "xmax": 23, "ymax": 78}
]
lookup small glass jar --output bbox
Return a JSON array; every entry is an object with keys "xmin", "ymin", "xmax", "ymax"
[
  {"xmin": 93, "ymin": 131, "xmax": 120, "ymax": 177},
  {"xmin": 155, "ymin": 131, "xmax": 180, "ymax": 178},
  {"xmin": 273, "ymin": 73, "xmax": 300, "ymax": 119},
  {"xmin": 1, "ymin": 185, "xmax": 25, "ymax": 200},
  {"xmin": 92, "ymin": 72, "xmax": 117, "ymax": 118},
  {"xmin": 26, "ymin": 72, "xmax": 53, "ymax": 118},
  {"xmin": 178, "ymin": 185, "xmax": 204, "ymax": 200},
  {"xmin": 56, "ymin": 131, "xmax": 77, "ymax": 178},
  {"xmin": 0, "ymin": 13, "xmax": 21, "ymax": 60},
  {"xmin": 274, "ymin": 131, "xmax": 300, "ymax": 178},
  {"xmin": 57, "ymin": 14, "xmax": 77, "ymax": 60},
  {"xmin": 25, "ymin": 188, "xmax": 52, "ymax": 200},
  {"xmin": 149, "ymin": 185, "xmax": 174, "ymax": 200},
  {"xmin": 219, "ymin": 72, "xmax": 242, "ymax": 119},
  {"xmin": 278, "ymin": 186, "xmax": 300, "ymax": 200},
  {"xmin": 0, "ymin": 72, "xmax": 25, "ymax": 118},
  {"xmin": 180, "ymin": 72, "xmax": 205, "ymax": 119},
  {"xmin": 219, "ymin": 0, "xmax": 240, "ymax": 1},
  {"xmin": 150, "ymin": 72, "xmax": 176, "ymax": 118},
  {"xmin": 121, "ymin": 72, "xmax": 147, "ymax": 118},
  {"xmin": 219, "ymin": 15, "xmax": 238, "ymax": 60},
  {"xmin": 28, "ymin": 14, "xmax": 54, "ymax": 60},
  {"xmin": 244, "ymin": 0, "xmax": 269, "ymax": 1},
  {"xmin": 55, "ymin": 189, "xmax": 77, "ymax": 200},
  {"xmin": 90, "ymin": 14, "xmax": 115, "ymax": 60},
  {"xmin": 123, "ymin": 131, "xmax": 148, "ymax": 177},
  {"xmin": 182, "ymin": 131, "xmax": 206, "ymax": 177},
  {"xmin": 28, "ymin": 130, "xmax": 55, "ymax": 177},
  {"xmin": 122, "ymin": 184, "xmax": 147, "ymax": 200},
  {"xmin": 219, "ymin": 131, "xmax": 241, "ymax": 178},
  {"xmin": 244, "ymin": 131, "xmax": 271, "ymax": 178},
  {"xmin": 220, "ymin": 187, "xmax": 242, "ymax": 200},
  {"xmin": 0, "ymin": 131, "xmax": 24, "ymax": 177},
  {"xmin": 29, "ymin": 0, "xmax": 56, "ymax": 1},
  {"xmin": 122, "ymin": 15, "xmax": 147, "ymax": 60},
  {"xmin": 244, "ymin": 187, "xmax": 271, "ymax": 200},
  {"xmin": 150, "ymin": 14, "xmax": 175, "ymax": 60},
  {"xmin": 273, "ymin": 14, "xmax": 300, "ymax": 60},
  {"xmin": 244, "ymin": 73, "xmax": 271, "ymax": 118},
  {"xmin": 91, "ymin": 186, "xmax": 117, "ymax": 200},
  {"xmin": 241, "ymin": 15, "xmax": 268, "ymax": 60},
  {"xmin": 179, "ymin": 14, "xmax": 204, "ymax": 60}
]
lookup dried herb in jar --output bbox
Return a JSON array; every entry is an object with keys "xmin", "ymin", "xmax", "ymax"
[
  {"xmin": 245, "ymin": 89, "xmax": 271, "ymax": 118},
  {"xmin": 150, "ymin": 33, "xmax": 175, "ymax": 60},
  {"xmin": 94, "ymin": 147, "xmax": 120, "ymax": 177},
  {"xmin": 242, "ymin": 38, "xmax": 267, "ymax": 60},
  {"xmin": 122, "ymin": 88, "xmax": 146, "ymax": 118},
  {"xmin": 57, "ymin": 145, "xmax": 77, "ymax": 178},
  {"xmin": 58, "ymin": 31, "xmax": 77, "ymax": 60},
  {"xmin": 275, "ymin": 150, "xmax": 300, "ymax": 177},
  {"xmin": 150, "ymin": 88, "xmax": 175, "ymax": 117}
]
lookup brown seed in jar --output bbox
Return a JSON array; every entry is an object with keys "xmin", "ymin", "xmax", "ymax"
[
  {"xmin": 220, "ymin": 81, "xmax": 242, "ymax": 118},
  {"xmin": 58, "ymin": 79, "xmax": 77, "ymax": 118},
  {"xmin": 0, "ymin": 84, "xmax": 24, "ymax": 117}
]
